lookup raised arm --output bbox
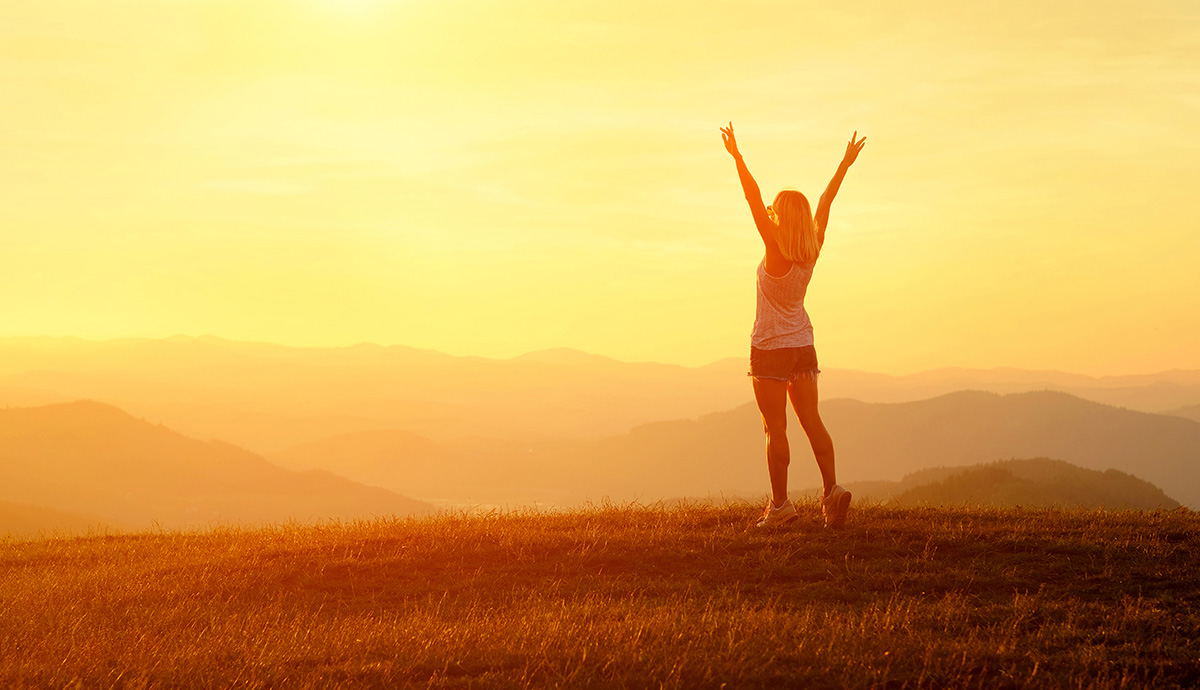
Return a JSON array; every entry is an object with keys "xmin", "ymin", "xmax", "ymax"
[
  {"xmin": 814, "ymin": 131, "xmax": 866, "ymax": 245},
  {"xmin": 721, "ymin": 122, "xmax": 776, "ymax": 251}
]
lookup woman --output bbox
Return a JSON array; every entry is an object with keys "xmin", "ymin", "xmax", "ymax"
[{"xmin": 720, "ymin": 122, "xmax": 865, "ymax": 529}]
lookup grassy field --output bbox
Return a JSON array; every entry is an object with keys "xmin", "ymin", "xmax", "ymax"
[{"xmin": 2, "ymin": 502, "xmax": 1197, "ymax": 689}]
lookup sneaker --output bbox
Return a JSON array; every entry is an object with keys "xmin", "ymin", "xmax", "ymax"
[
  {"xmin": 822, "ymin": 485, "xmax": 852, "ymax": 529},
  {"xmin": 755, "ymin": 499, "xmax": 798, "ymax": 528}
]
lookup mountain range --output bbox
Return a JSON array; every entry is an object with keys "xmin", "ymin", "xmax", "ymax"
[
  {"xmin": 0, "ymin": 337, "xmax": 745, "ymax": 451},
  {"xmin": 4, "ymin": 389, "xmax": 1193, "ymax": 538},
  {"xmin": 270, "ymin": 390, "xmax": 1200, "ymax": 508},
  {"xmin": 0, "ymin": 401, "xmax": 433, "ymax": 536},
  {"xmin": 4, "ymin": 337, "xmax": 1197, "ymax": 529},
  {"xmin": 3, "ymin": 336, "xmax": 1199, "ymax": 455}
]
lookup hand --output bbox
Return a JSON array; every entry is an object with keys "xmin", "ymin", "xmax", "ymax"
[
  {"xmin": 843, "ymin": 131, "xmax": 866, "ymax": 166},
  {"xmin": 721, "ymin": 122, "xmax": 740, "ymax": 158}
]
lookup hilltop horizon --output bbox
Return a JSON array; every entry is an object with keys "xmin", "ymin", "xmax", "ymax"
[{"xmin": 1, "ymin": 393, "xmax": 1189, "ymax": 541}]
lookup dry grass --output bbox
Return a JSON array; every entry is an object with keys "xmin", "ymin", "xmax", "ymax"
[{"xmin": 1, "ymin": 502, "xmax": 1197, "ymax": 689}]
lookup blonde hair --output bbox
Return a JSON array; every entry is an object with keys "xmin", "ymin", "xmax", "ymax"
[{"xmin": 770, "ymin": 189, "xmax": 821, "ymax": 263}]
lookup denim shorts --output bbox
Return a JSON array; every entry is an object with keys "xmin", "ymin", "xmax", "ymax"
[{"xmin": 748, "ymin": 345, "xmax": 820, "ymax": 382}]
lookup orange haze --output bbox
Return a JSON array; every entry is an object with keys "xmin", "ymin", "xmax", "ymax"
[{"xmin": 2, "ymin": 0, "xmax": 1198, "ymax": 375}]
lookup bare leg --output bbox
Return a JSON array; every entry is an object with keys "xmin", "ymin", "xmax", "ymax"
[
  {"xmin": 752, "ymin": 377, "xmax": 791, "ymax": 507},
  {"xmin": 787, "ymin": 375, "xmax": 836, "ymax": 496}
]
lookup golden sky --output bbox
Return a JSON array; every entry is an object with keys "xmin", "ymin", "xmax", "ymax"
[{"xmin": 2, "ymin": 0, "xmax": 1197, "ymax": 374}]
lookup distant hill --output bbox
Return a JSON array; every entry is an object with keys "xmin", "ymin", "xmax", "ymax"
[
  {"xmin": 549, "ymin": 390, "xmax": 1200, "ymax": 507},
  {"xmin": 842, "ymin": 458, "xmax": 1179, "ymax": 509},
  {"xmin": 1166, "ymin": 403, "xmax": 1200, "ymax": 424},
  {"xmin": 0, "ymin": 501, "xmax": 121, "ymax": 539},
  {"xmin": 271, "ymin": 429, "xmax": 454, "ymax": 498},
  {"xmin": 271, "ymin": 390, "xmax": 1200, "ymax": 509},
  {"xmin": 815, "ymin": 391, "xmax": 1200, "ymax": 507},
  {"xmin": 0, "ymin": 401, "xmax": 434, "ymax": 531},
  {"xmin": 2, "ymin": 336, "xmax": 1198, "ymax": 453},
  {"xmin": 0, "ymin": 336, "xmax": 749, "ymax": 451},
  {"xmin": 818, "ymin": 366, "xmax": 1200, "ymax": 413}
]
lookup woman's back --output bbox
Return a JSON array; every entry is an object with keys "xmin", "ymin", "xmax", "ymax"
[{"xmin": 752, "ymin": 258, "xmax": 816, "ymax": 350}]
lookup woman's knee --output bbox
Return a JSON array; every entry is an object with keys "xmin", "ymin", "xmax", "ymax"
[
  {"xmin": 763, "ymin": 417, "xmax": 787, "ymax": 435},
  {"xmin": 795, "ymin": 408, "xmax": 823, "ymax": 433}
]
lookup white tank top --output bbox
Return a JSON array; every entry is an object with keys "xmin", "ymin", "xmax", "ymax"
[{"xmin": 751, "ymin": 259, "xmax": 816, "ymax": 349}]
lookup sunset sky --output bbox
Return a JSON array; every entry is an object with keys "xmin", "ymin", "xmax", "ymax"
[{"xmin": 3, "ymin": 0, "xmax": 1197, "ymax": 374}]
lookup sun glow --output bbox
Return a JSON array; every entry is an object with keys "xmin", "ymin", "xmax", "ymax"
[
  {"xmin": 1, "ymin": 0, "xmax": 1198, "ymax": 374},
  {"xmin": 317, "ymin": 0, "xmax": 394, "ymax": 13}
]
